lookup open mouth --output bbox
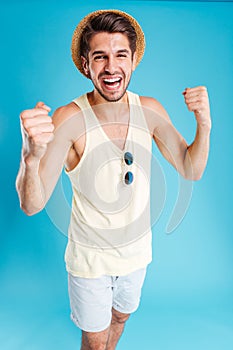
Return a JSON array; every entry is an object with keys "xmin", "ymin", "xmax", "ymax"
[{"xmin": 102, "ymin": 77, "xmax": 122, "ymax": 90}]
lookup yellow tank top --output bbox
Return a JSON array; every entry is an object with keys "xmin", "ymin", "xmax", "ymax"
[{"xmin": 65, "ymin": 91, "xmax": 153, "ymax": 277}]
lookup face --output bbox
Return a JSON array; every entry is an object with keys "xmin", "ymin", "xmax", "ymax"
[{"xmin": 82, "ymin": 32, "xmax": 137, "ymax": 103}]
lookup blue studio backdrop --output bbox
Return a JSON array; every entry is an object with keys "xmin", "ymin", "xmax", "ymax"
[{"xmin": 0, "ymin": 0, "xmax": 233, "ymax": 349}]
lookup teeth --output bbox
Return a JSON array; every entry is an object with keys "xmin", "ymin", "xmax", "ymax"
[{"xmin": 103, "ymin": 78, "xmax": 121, "ymax": 83}]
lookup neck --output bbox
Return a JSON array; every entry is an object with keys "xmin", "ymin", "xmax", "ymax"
[{"xmin": 87, "ymin": 90, "xmax": 129, "ymax": 122}]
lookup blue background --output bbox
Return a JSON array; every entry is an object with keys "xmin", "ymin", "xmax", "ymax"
[{"xmin": 0, "ymin": 0, "xmax": 233, "ymax": 349}]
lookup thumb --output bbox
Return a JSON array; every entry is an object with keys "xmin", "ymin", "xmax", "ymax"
[{"xmin": 35, "ymin": 101, "xmax": 51, "ymax": 112}]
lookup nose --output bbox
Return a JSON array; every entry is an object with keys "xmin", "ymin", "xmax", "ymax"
[{"xmin": 104, "ymin": 56, "xmax": 117, "ymax": 75}]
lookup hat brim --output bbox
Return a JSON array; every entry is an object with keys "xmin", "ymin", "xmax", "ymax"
[{"xmin": 71, "ymin": 9, "xmax": 145, "ymax": 77}]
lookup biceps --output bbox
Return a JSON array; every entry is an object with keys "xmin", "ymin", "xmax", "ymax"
[{"xmin": 153, "ymin": 124, "xmax": 188, "ymax": 170}]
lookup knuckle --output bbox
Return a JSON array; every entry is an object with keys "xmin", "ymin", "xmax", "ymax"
[
  {"xmin": 39, "ymin": 107, "xmax": 48, "ymax": 114},
  {"xmin": 44, "ymin": 116, "xmax": 52, "ymax": 124},
  {"xmin": 199, "ymin": 92, "xmax": 206, "ymax": 99},
  {"xmin": 45, "ymin": 115, "xmax": 51, "ymax": 123},
  {"xmin": 200, "ymin": 86, "xmax": 207, "ymax": 92},
  {"xmin": 33, "ymin": 134, "xmax": 46, "ymax": 145},
  {"xmin": 22, "ymin": 119, "xmax": 28, "ymax": 129},
  {"xmin": 20, "ymin": 111, "xmax": 26, "ymax": 120},
  {"xmin": 44, "ymin": 123, "xmax": 54, "ymax": 132},
  {"xmin": 36, "ymin": 101, "xmax": 44, "ymax": 107},
  {"xmin": 27, "ymin": 128, "xmax": 36, "ymax": 137},
  {"xmin": 22, "ymin": 119, "xmax": 32, "ymax": 129},
  {"xmin": 20, "ymin": 110, "xmax": 30, "ymax": 120},
  {"xmin": 32, "ymin": 135, "xmax": 42, "ymax": 144}
]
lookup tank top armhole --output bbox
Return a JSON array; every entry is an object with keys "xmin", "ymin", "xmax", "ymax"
[{"xmin": 64, "ymin": 94, "xmax": 90, "ymax": 175}]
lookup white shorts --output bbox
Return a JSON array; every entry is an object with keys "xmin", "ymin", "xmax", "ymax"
[{"xmin": 68, "ymin": 268, "xmax": 147, "ymax": 332}]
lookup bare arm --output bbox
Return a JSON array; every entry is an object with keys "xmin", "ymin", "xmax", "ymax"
[
  {"xmin": 16, "ymin": 102, "xmax": 54, "ymax": 215},
  {"xmin": 16, "ymin": 102, "xmax": 81, "ymax": 215},
  {"xmin": 183, "ymin": 86, "xmax": 211, "ymax": 180},
  {"xmin": 141, "ymin": 86, "xmax": 211, "ymax": 180},
  {"xmin": 16, "ymin": 154, "xmax": 46, "ymax": 215}
]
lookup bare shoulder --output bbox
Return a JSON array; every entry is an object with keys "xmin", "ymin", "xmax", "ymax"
[
  {"xmin": 51, "ymin": 101, "xmax": 85, "ymax": 146},
  {"xmin": 139, "ymin": 96, "xmax": 170, "ymax": 122},
  {"xmin": 139, "ymin": 96, "xmax": 172, "ymax": 135},
  {"xmin": 52, "ymin": 101, "xmax": 82, "ymax": 127}
]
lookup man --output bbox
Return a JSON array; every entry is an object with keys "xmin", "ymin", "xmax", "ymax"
[{"xmin": 16, "ymin": 10, "xmax": 211, "ymax": 350}]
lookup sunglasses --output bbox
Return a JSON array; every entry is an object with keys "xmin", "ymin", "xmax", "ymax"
[{"xmin": 124, "ymin": 152, "xmax": 134, "ymax": 185}]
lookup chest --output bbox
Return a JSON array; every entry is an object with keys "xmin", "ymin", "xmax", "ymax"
[{"xmin": 101, "ymin": 122, "xmax": 129, "ymax": 150}]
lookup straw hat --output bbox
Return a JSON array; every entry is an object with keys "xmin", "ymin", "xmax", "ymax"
[{"xmin": 71, "ymin": 9, "xmax": 145, "ymax": 76}]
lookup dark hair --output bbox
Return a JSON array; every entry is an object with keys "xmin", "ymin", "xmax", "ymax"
[{"xmin": 80, "ymin": 12, "xmax": 137, "ymax": 60}]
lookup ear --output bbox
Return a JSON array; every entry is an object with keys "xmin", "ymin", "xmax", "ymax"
[
  {"xmin": 81, "ymin": 56, "xmax": 90, "ymax": 77},
  {"xmin": 132, "ymin": 52, "xmax": 137, "ymax": 71}
]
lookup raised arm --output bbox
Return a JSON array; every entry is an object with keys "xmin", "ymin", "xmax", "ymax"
[
  {"xmin": 16, "ymin": 102, "xmax": 54, "ymax": 215},
  {"xmin": 141, "ymin": 86, "xmax": 211, "ymax": 180},
  {"xmin": 16, "ymin": 102, "xmax": 81, "ymax": 215},
  {"xmin": 182, "ymin": 86, "xmax": 211, "ymax": 180}
]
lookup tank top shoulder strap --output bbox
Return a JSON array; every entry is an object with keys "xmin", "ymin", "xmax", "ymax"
[
  {"xmin": 72, "ymin": 93, "xmax": 88, "ymax": 109},
  {"xmin": 72, "ymin": 93, "xmax": 98, "ymax": 130},
  {"xmin": 127, "ymin": 90, "xmax": 141, "ymax": 106},
  {"xmin": 127, "ymin": 91, "xmax": 149, "ymax": 132}
]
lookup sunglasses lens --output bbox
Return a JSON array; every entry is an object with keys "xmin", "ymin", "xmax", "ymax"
[
  {"xmin": 125, "ymin": 171, "xmax": 134, "ymax": 185},
  {"xmin": 124, "ymin": 152, "xmax": 133, "ymax": 165}
]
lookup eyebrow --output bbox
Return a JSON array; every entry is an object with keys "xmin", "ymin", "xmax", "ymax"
[
  {"xmin": 92, "ymin": 49, "xmax": 130, "ymax": 56},
  {"xmin": 92, "ymin": 50, "xmax": 105, "ymax": 56}
]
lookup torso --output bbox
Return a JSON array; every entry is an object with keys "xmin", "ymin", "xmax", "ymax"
[{"xmin": 64, "ymin": 94, "xmax": 167, "ymax": 172}]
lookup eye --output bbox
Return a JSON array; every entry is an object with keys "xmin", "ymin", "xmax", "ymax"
[
  {"xmin": 117, "ymin": 54, "xmax": 127, "ymax": 58},
  {"xmin": 94, "ymin": 55, "xmax": 107, "ymax": 61}
]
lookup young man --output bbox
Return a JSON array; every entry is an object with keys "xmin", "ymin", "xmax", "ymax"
[{"xmin": 16, "ymin": 10, "xmax": 211, "ymax": 350}]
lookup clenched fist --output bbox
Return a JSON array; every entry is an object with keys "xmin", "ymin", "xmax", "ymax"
[
  {"xmin": 20, "ymin": 101, "xmax": 55, "ymax": 160},
  {"xmin": 183, "ymin": 86, "xmax": 211, "ymax": 129}
]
